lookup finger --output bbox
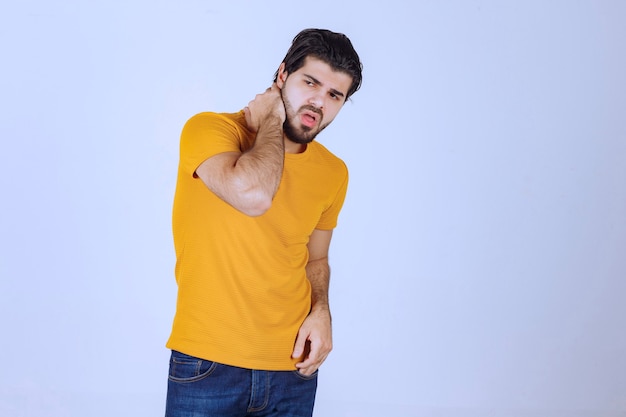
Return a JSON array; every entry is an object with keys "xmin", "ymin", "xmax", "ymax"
[
  {"xmin": 296, "ymin": 354, "xmax": 325, "ymax": 376},
  {"xmin": 243, "ymin": 106, "xmax": 256, "ymax": 132},
  {"xmin": 295, "ymin": 355, "xmax": 317, "ymax": 373},
  {"xmin": 297, "ymin": 366, "xmax": 317, "ymax": 377},
  {"xmin": 292, "ymin": 332, "xmax": 307, "ymax": 359},
  {"xmin": 296, "ymin": 357, "xmax": 319, "ymax": 373},
  {"xmin": 296, "ymin": 342, "xmax": 325, "ymax": 369}
]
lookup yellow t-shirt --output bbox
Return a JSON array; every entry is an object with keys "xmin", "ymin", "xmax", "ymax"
[{"xmin": 166, "ymin": 111, "xmax": 349, "ymax": 370}]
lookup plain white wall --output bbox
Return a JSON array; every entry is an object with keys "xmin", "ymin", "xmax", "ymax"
[{"xmin": 1, "ymin": 1, "xmax": 625, "ymax": 416}]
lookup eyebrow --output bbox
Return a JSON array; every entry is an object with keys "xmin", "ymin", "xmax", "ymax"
[{"xmin": 304, "ymin": 73, "xmax": 346, "ymax": 98}]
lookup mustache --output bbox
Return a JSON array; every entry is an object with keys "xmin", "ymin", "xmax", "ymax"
[{"xmin": 300, "ymin": 105, "xmax": 323, "ymax": 118}]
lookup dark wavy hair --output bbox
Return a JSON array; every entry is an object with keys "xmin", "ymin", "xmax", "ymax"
[{"xmin": 274, "ymin": 28, "xmax": 363, "ymax": 100}]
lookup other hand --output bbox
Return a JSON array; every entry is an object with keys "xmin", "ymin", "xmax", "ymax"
[{"xmin": 292, "ymin": 308, "xmax": 332, "ymax": 376}]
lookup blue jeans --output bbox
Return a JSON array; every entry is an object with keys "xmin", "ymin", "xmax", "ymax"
[{"xmin": 165, "ymin": 350, "xmax": 318, "ymax": 417}]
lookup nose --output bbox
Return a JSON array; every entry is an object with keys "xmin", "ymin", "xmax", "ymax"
[{"xmin": 308, "ymin": 93, "xmax": 324, "ymax": 111}]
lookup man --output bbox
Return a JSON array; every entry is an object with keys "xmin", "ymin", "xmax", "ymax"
[{"xmin": 165, "ymin": 28, "xmax": 363, "ymax": 417}]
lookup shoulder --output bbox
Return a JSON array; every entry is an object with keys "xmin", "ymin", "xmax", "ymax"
[
  {"xmin": 180, "ymin": 110, "xmax": 253, "ymax": 148},
  {"xmin": 183, "ymin": 111, "xmax": 248, "ymax": 134}
]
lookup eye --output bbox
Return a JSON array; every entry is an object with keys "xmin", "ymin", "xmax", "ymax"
[
  {"xmin": 305, "ymin": 80, "xmax": 314, "ymax": 86},
  {"xmin": 329, "ymin": 92, "xmax": 339, "ymax": 100}
]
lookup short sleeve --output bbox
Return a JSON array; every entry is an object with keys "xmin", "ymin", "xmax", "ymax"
[
  {"xmin": 315, "ymin": 166, "xmax": 349, "ymax": 230},
  {"xmin": 178, "ymin": 112, "xmax": 249, "ymax": 177}
]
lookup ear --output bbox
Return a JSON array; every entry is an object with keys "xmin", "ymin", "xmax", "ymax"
[{"xmin": 276, "ymin": 63, "xmax": 288, "ymax": 88}]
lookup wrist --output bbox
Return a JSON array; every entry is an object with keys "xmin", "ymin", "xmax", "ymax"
[
  {"xmin": 258, "ymin": 116, "xmax": 283, "ymax": 134},
  {"xmin": 310, "ymin": 303, "xmax": 330, "ymax": 315},
  {"xmin": 261, "ymin": 110, "xmax": 283, "ymax": 124}
]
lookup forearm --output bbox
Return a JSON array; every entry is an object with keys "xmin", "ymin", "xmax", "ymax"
[
  {"xmin": 197, "ymin": 116, "xmax": 284, "ymax": 216},
  {"xmin": 196, "ymin": 84, "xmax": 287, "ymax": 216},
  {"xmin": 234, "ymin": 116, "xmax": 285, "ymax": 207},
  {"xmin": 305, "ymin": 257, "xmax": 331, "ymax": 313},
  {"xmin": 293, "ymin": 230, "xmax": 334, "ymax": 374}
]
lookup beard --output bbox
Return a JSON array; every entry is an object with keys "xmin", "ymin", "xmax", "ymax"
[{"xmin": 281, "ymin": 92, "xmax": 329, "ymax": 145}]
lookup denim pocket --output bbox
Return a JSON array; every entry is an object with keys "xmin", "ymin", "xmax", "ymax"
[
  {"xmin": 291, "ymin": 369, "xmax": 319, "ymax": 381},
  {"xmin": 168, "ymin": 351, "xmax": 218, "ymax": 383}
]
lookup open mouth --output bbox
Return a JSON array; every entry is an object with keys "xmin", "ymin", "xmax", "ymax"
[
  {"xmin": 300, "ymin": 109, "xmax": 322, "ymax": 128},
  {"xmin": 301, "ymin": 113, "xmax": 317, "ymax": 128}
]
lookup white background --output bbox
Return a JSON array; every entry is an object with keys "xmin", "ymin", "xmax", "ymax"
[{"xmin": 1, "ymin": 1, "xmax": 625, "ymax": 416}]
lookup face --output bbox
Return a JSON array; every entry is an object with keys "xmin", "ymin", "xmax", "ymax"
[{"xmin": 276, "ymin": 57, "xmax": 353, "ymax": 147}]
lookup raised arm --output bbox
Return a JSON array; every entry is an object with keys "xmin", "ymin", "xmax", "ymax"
[
  {"xmin": 195, "ymin": 84, "xmax": 286, "ymax": 216},
  {"xmin": 292, "ymin": 228, "xmax": 334, "ymax": 375}
]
